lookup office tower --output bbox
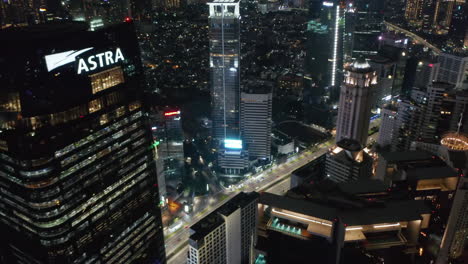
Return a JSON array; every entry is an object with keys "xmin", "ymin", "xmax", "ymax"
[
  {"xmin": 391, "ymin": 99, "xmax": 423, "ymax": 151},
  {"xmin": 449, "ymin": 3, "xmax": 467, "ymax": 43},
  {"xmin": 436, "ymin": 133, "xmax": 468, "ymax": 264},
  {"xmin": 389, "ymin": 84, "xmax": 468, "ymax": 152},
  {"xmin": 256, "ymin": 186, "xmax": 432, "ymax": 264},
  {"xmin": 344, "ymin": 0, "xmax": 384, "ymax": 60},
  {"xmin": 336, "ymin": 58, "xmax": 377, "ymax": 146},
  {"xmin": 151, "ymin": 108, "xmax": 185, "ymax": 184},
  {"xmin": 0, "ymin": 22, "xmax": 165, "ymax": 263},
  {"xmin": 188, "ymin": 192, "xmax": 259, "ymax": 264},
  {"xmin": 421, "ymin": 0, "xmax": 436, "ymax": 31},
  {"xmin": 208, "ymin": 0, "xmax": 241, "ymax": 141},
  {"xmin": 325, "ymin": 139, "xmax": 373, "ymax": 183},
  {"xmin": 437, "ymin": 52, "xmax": 468, "ymax": 89},
  {"xmin": 150, "ymin": 107, "xmax": 185, "ymax": 205},
  {"xmin": 414, "ymin": 59, "xmax": 440, "ymax": 88},
  {"xmin": 218, "ymin": 139, "xmax": 250, "ymax": 175},
  {"xmin": 368, "ymin": 56, "xmax": 396, "ymax": 108},
  {"xmin": 305, "ymin": 0, "xmax": 344, "ymax": 90},
  {"xmin": 240, "ymin": 90, "xmax": 272, "ymax": 161},
  {"xmin": 377, "ymin": 105, "xmax": 398, "ymax": 148},
  {"xmin": 405, "ymin": 0, "xmax": 424, "ymax": 23}
]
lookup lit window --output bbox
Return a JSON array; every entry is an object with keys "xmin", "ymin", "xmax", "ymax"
[
  {"xmin": 89, "ymin": 98, "xmax": 103, "ymax": 113},
  {"xmin": 90, "ymin": 67, "xmax": 124, "ymax": 94}
]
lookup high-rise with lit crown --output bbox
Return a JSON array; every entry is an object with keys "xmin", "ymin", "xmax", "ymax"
[
  {"xmin": 336, "ymin": 58, "xmax": 377, "ymax": 146},
  {"xmin": 0, "ymin": 22, "xmax": 165, "ymax": 263},
  {"xmin": 208, "ymin": 0, "xmax": 241, "ymax": 141}
]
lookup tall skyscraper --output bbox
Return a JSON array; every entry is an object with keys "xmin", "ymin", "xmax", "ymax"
[
  {"xmin": 344, "ymin": 0, "xmax": 384, "ymax": 60},
  {"xmin": 150, "ymin": 107, "xmax": 185, "ymax": 206},
  {"xmin": 305, "ymin": 0, "xmax": 344, "ymax": 90},
  {"xmin": 0, "ymin": 22, "xmax": 165, "ymax": 263},
  {"xmin": 188, "ymin": 192, "xmax": 259, "ymax": 264},
  {"xmin": 208, "ymin": 0, "xmax": 241, "ymax": 141},
  {"xmin": 240, "ymin": 90, "xmax": 272, "ymax": 161},
  {"xmin": 336, "ymin": 58, "xmax": 377, "ymax": 146}
]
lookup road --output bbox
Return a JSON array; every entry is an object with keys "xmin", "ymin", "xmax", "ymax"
[{"xmin": 166, "ymin": 132, "xmax": 379, "ymax": 264}]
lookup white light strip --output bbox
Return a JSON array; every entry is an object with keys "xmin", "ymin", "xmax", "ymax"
[
  {"xmin": 346, "ymin": 227, "xmax": 363, "ymax": 231},
  {"xmin": 331, "ymin": 5, "xmax": 340, "ymax": 87},
  {"xmin": 272, "ymin": 209, "xmax": 333, "ymax": 227},
  {"xmin": 373, "ymin": 223, "xmax": 400, "ymax": 229}
]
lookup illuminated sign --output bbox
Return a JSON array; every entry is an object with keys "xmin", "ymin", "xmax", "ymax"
[
  {"xmin": 45, "ymin": 48, "xmax": 94, "ymax": 72},
  {"xmin": 323, "ymin": 1, "xmax": 333, "ymax": 7},
  {"xmin": 77, "ymin": 48, "xmax": 125, "ymax": 74},
  {"xmin": 44, "ymin": 47, "xmax": 125, "ymax": 74},
  {"xmin": 164, "ymin": 111, "xmax": 181, "ymax": 116},
  {"xmin": 224, "ymin": 139, "xmax": 242, "ymax": 149}
]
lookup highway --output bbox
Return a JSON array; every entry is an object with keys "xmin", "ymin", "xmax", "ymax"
[
  {"xmin": 166, "ymin": 132, "xmax": 379, "ymax": 264},
  {"xmin": 384, "ymin": 21, "xmax": 442, "ymax": 55}
]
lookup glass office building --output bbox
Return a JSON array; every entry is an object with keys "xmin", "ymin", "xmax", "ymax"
[{"xmin": 0, "ymin": 22, "xmax": 165, "ymax": 263}]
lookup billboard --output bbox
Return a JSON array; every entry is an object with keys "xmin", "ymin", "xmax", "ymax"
[{"xmin": 224, "ymin": 139, "xmax": 242, "ymax": 149}]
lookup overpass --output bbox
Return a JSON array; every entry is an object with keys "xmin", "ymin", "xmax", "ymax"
[{"xmin": 384, "ymin": 21, "xmax": 442, "ymax": 55}]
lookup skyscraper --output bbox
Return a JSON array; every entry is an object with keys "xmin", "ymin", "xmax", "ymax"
[
  {"xmin": 345, "ymin": 0, "xmax": 384, "ymax": 60},
  {"xmin": 405, "ymin": 0, "xmax": 424, "ymax": 23},
  {"xmin": 437, "ymin": 52, "xmax": 468, "ymax": 89},
  {"xmin": 0, "ymin": 22, "xmax": 165, "ymax": 263},
  {"xmin": 240, "ymin": 90, "xmax": 272, "ymax": 161},
  {"xmin": 305, "ymin": 0, "xmax": 344, "ymax": 90},
  {"xmin": 150, "ymin": 107, "xmax": 185, "ymax": 206},
  {"xmin": 336, "ymin": 58, "xmax": 377, "ymax": 146},
  {"xmin": 377, "ymin": 104, "xmax": 398, "ymax": 147},
  {"xmin": 208, "ymin": 0, "xmax": 241, "ymax": 141}
]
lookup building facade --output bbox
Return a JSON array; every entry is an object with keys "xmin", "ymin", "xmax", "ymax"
[
  {"xmin": 437, "ymin": 52, "xmax": 468, "ymax": 89},
  {"xmin": 0, "ymin": 22, "xmax": 165, "ymax": 263},
  {"xmin": 336, "ymin": 58, "xmax": 377, "ymax": 146},
  {"xmin": 325, "ymin": 139, "xmax": 373, "ymax": 183},
  {"xmin": 241, "ymin": 91, "xmax": 272, "ymax": 161},
  {"xmin": 209, "ymin": 0, "xmax": 241, "ymax": 141}
]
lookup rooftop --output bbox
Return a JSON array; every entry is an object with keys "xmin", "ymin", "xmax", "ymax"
[
  {"xmin": 379, "ymin": 151, "xmax": 433, "ymax": 163},
  {"xmin": 189, "ymin": 192, "xmax": 259, "ymax": 242},
  {"xmin": 347, "ymin": 57, "xmax": 373, "ymax": 73},
  {"xmin": 337, "ymin": 139, "xmax": 362, "ymax": 152},
  {"xmin": 403, "ymin": 166, "xmax": 459, "ymax": 180},
  {"xmin": 260, "ymin": 184, "xmax": 431, "ymax": 226}
]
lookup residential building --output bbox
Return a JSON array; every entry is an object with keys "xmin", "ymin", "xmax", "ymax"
[
  {"xmin": 437, "ymin": 52, "xmax": 468, "ymax": 89},
  {"xmin": 188, "ymin": 192, "xmax": 259, "ymax": 264}
]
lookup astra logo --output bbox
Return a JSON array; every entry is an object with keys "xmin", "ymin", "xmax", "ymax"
[
  {"xmin": 77, "ymin": 48, "xmax": 125, "ymax": 74},
  {"xmin": 45, "ymin": 47, "xmax": 94, "ymax": 72}
]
